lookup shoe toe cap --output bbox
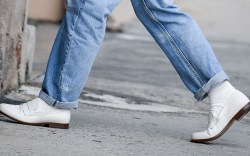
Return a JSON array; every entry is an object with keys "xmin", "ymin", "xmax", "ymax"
[
  {"xmin": 191, "ymin": 131, "xmax": 211, "ymax": 141},
  {"xmin": 0, "ymin": 103, "xmax": 21, "ymax": 115}
]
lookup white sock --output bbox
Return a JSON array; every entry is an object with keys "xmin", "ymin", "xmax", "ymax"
[{"xmin": 208, "ymin": 81, "xmax": 235, "ymax": 117}]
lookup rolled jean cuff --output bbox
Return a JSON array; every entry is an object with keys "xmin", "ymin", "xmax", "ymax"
[
  {"xmin": 39, "ymin": 91, "xmax": 78, "ymax": 109},
  {"xmin": 194, "ymin": 71, "xmax": 229, "ymax": 101}
]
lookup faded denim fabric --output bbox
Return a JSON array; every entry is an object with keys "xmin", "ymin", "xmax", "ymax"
[{"xmin": 39, "ymin": 0, "xmax": 228, "ymax": 109}]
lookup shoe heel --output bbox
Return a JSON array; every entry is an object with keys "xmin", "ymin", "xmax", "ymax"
[
  {"xmin": 235, "ymin": 102, "xmax": 250, "ymax": 121},
  {"xmin": 48, "ymin": 123, "xmax": 69, "ymax": 129}
]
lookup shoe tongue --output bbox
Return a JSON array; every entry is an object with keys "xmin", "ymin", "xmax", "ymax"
[
  {"xmin": 26, "ymin": 98, "xmax": 41, "ymax": 111},
  {"xmin": 27, "ymin": 98, "xmax": 51, "ymax": 112}
]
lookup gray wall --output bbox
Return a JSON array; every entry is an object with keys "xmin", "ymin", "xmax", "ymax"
[{"xmin": 0, "ymin": 0, "xmax": 35, "ymax": 96}]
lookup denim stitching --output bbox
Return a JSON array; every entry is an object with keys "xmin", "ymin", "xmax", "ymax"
[
  {"xmin": 67, "ymin": 5, "xmax": 86, "ymax": 9},
  {"xmin": 142, "ymin": 0, "xmax": 205, "ymax": 85},
  {"xmin": 57, "ymin": 0, "xmax": 85, "ymax": 98},
  {"xmin": 53, "ymin": 100, "xmax": 58, "ymax": 107}
]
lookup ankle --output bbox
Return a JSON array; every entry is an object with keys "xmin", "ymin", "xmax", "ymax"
[
  {"xmin": 208, "ymin": 81, "xmax": 235, "ymax": 102},
  {"xmin": 208, "ymin": 81, "xmax": 235, "ymax": 116}
]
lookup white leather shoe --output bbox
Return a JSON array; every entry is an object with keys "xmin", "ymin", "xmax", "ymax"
[
  {"xmin": 0, "ymin": 98, "xmax": 71, "ymax": 129},
  {"xmin": 191, "ymin": 90, "xmax": 250, "ymax": 143}
]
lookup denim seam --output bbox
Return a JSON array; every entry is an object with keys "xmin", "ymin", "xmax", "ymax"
[
  {"xmin": 52, "ymin": 100, "xmax": 57, "ymax": 107},
  {"xmin": 56, "ymin": 0, "xmax": 85, "ymax": 100},
  {"xmin": 39, "ymin": 91, "xmax": 78, "ymax": 109},
  {"xmin": 67, "ymin": 6, "xmax": 85, "ymax": 9},
  {"xmin": 142, "ymin": 0, "xmax": 205, "ymax": 86}
]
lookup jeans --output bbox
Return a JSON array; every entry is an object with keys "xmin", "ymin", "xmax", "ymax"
[{"xmin": 39, "ymin": 0, "xmax": 229, "ymax": 109}]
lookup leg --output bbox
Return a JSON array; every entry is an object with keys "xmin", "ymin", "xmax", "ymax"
[
  {"xmin": 40, "ymin": 0, "xmax": 121, "ymax": 109},
  {"xmin": 131, "ymin": 0, "xmax": 228, "ymax": 101},
  {"xmin": 131, "ymin": 0, "xmax": 250, "ymax": 142},
  {"xmin": 0, "ymin": 0, "xmax": 121, "ymax": 128}
]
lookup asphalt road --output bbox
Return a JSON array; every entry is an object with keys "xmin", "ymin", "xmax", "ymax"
[{"xmin": 1, "ymin": 102, "xmax": 250, "ymax": 156}]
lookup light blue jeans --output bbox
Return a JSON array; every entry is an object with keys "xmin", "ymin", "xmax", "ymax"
[{"xmin": 39, "ymin": 0, "xmax": 229, "ymax": 109}]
